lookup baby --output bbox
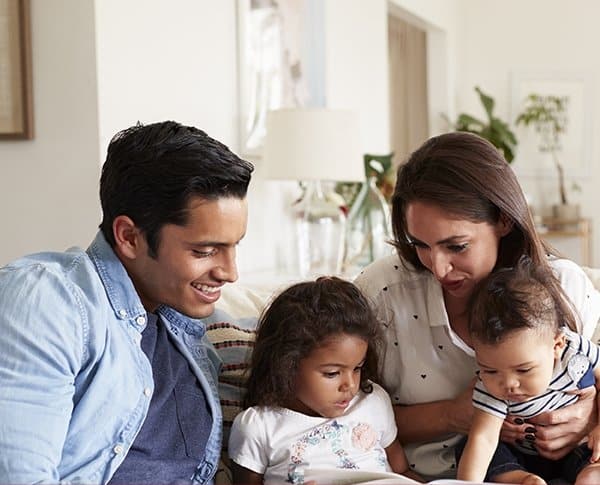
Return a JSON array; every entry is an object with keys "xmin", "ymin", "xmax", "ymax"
[{"xmin": 457, "ymin": 257, "xmax": 600, "ymax": 485}]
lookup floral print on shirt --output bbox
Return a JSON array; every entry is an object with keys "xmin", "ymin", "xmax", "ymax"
[{"xmin": 286, "ymin": 420, "xmax": 386, "ymax": 484}]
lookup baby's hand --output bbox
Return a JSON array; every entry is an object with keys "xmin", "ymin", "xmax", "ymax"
[
  {"xmin": 521, "ymin": 473, "xmax": 546, "ymax": 485},
  {"xmin": 587, "ymin": 425, "xmax": 600, "ymax": 462}
]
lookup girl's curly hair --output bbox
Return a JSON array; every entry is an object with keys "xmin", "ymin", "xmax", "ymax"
[{"xmin": 243, "ymin": 276, "xmax": 383, "ymax": 409}]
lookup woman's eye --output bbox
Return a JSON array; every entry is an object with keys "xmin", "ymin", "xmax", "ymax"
[
  {"xmin": 482, "ymin": 369, "xmax": 497, "ymax": 375},
  {"xmin": 409, "ymin": 240, "xmax": 428, "ymax": 249},
  {"xmin": 323, "ymin": 372, "xmax": 339, "ymax": 378},
  {"xmin": 518, "ymin": 368, "xmax": 532, "ymax": 374},
  {"xmin": 353, "ymin": 366, "xmax": 363, "ymax": 373},
  {"xmin": 448, "ymin": 243, "xmax": 468, "ymax": 253}
]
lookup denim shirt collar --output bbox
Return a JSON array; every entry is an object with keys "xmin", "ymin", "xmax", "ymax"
[
  {"xmin": 86, "ymin": 232, "xmax": 206, "ymax": 339},
  {"xmin": 86, "ymin": 231, "xmax": 147, "ymax": 323}
]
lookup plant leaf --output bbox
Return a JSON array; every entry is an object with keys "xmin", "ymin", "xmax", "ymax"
[{"xmin": 476, "ymin": 86, "xmax": 495, "ymax": 120}]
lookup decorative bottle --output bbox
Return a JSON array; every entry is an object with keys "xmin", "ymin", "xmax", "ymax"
[{"xmin": 344, "ymin": 174, "xmax": 392, "ymax": 274}]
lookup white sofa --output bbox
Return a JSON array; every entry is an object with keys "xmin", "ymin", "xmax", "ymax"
[{"xmin": 206, "ymin": 266, "xmax": 600, "ymax": 483}]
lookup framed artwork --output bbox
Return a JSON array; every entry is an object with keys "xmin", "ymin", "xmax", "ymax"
[
  {"xmin": 236, "ymin": 0, "xmax": 325, "ymax": 158},
  {"xmin": 0, "ymin": 0, "xmax": 33, "ymax": 139},
  {"xmin": 510, "ymin": 71, "xmax": 591, "ymax": 177}
]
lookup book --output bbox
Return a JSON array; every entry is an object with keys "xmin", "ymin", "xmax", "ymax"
[{"xmin": 303, "ymin": 468, "xmax": 502, "ymax": 485}]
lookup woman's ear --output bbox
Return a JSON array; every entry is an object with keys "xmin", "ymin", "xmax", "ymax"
[{"xmin": 497, "ymin": 213, "xmax": 514, "ymax": 237}]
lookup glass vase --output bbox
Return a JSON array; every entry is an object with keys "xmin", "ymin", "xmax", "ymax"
[
  {"xmin": 343, "ymin": 176, "xmax": 392, "ymax": 274},
  {"xmin": 295, "ymin": 180, "xmax": 346, "ymax": 277}
]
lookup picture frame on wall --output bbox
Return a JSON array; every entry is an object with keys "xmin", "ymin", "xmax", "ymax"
[
  {"xmin": 0, "ymin": 0, "xmax": 33, "ymax": 139},
  {"xmin": 236, "ymin": 0, "xmax": 325, "ymax": 158},
  {"xmin": 510, "ymin": 71, "xmax": 592, "ymax": 178}
]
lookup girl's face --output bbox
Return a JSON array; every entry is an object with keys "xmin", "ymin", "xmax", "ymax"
[
  {"xmin": 289, "ymin": 333, "xmax": 368, "ymax": 418},
  {"xmin": 473, "ymin": 327, "xmax": 565, "ymax": 402},
  {"xmin": 405, "ymin": 201, "xmax": 511, "ymax": 300}
]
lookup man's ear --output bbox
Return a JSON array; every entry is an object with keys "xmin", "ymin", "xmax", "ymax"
[
  {"xmin": 112, "ymin": 215, "xmax": 142, "ymax": 260},
  {"xmin": 497, "ymin": 213, "xmax": 514, "ymax": 237}
]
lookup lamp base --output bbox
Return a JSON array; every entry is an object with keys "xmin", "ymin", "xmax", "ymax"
[{"xmin": 295, "ymin": 180, "xmax": 346, "ymax": 277}]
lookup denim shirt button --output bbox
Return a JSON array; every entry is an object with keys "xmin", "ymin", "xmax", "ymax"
[
  {"xmin": 118, "ymin": 309, "xmax": 127, "ymax": 318},
  {"xmin": 136, "ymin": 316, "xmax": 146, "ymax": 326},
  {"xmin": 113, "ymin": 444, "xmax": 124, "ymax": 454},
  {"xmin": 143, "ymin": 387, "xmax": 152, "ymax": 397}
]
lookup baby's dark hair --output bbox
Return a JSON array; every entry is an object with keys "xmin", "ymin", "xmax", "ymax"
[
  {"xmin": 244, "ymin": 276, "xmax": 383, "ymax": 408},
  {"xmin": 468, "ymin": 256, "xmax": 579, "ymax": 344}
]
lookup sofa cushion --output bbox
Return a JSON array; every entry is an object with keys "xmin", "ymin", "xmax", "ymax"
[
  {"xmin": 203, "ymin": 310, "xmax": 257, "ymax": 484},
  {"xmin": 205, "ymin": 320, "xmax": 255, "ymax": 442}
]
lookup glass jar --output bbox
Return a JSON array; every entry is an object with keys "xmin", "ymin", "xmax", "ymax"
[{"xmin": 343, "ymin": 176, "xmax": 392, "ymax": 274}]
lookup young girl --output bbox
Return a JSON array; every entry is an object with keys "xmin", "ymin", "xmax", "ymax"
[
  {"xmin": 228, "ymin": 276, "xmax": 418, "ymax": 484},
  {"xmin": 457, "ymin": 257, "xmax": 600, "ymax": 485}
]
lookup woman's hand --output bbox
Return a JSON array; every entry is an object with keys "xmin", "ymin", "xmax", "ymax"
[
  {"xmin": 394, "ymin": 378, "xmax": 477, "ymax": 443},
  {"xmin": 445, "ymin": 378, "xmax": 477, "ymax": 434},
  {"xmin": 502, "ymin": 386, "xmax": 597, "ymax": 460},
  {"xmin": 499, "ymin": 415, "xmax": 529, "ymax": 445},
  {"xmin": 587, "ymin": 424, "xmax": 600, "ymax": 463}
]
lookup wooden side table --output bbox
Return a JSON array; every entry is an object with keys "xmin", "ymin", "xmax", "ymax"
[{"xmin": 540, "ymin": 217, "xmax": 592, "ymax": 266}]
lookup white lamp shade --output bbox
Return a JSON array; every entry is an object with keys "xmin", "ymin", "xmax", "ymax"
[{"xmin": 262, "ymin": 108, "xmax": 364, "ymax": 182}]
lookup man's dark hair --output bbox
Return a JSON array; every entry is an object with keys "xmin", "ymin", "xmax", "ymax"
[{"xmin": 99, "ymin": 121, "xmax": 253, "ymax": 256}]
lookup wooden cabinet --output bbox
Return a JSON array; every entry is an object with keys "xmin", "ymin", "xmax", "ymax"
[{"xmin": 540, "ymin": 217, "xmax": 592, "ymax": 266}]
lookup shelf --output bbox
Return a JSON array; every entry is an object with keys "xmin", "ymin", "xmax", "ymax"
[{"xmin": 539, "ymin": 217, "xmax": 592, "ymax": 266}]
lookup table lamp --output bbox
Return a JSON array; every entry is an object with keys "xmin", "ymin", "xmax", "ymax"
[{"xmin": 263, "ymin": 108, "xmax": 364, "ymax": 277}]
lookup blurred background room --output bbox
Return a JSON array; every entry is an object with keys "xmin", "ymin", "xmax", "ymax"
[{"xmin": 0, "ymin": 0, "xmax": 597, "ymax": 279}]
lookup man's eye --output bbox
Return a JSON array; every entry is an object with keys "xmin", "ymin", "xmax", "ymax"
[{"xmin": 193, "ymin": 249, "xmax": 217, "ymax": 258}]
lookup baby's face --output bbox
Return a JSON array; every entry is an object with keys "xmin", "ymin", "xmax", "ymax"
[{"xmin": 473, "ymin": 328, "xmax": 565, "ymax": 402}]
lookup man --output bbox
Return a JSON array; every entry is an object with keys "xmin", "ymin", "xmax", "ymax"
[{"xmin": 0, "ymin": 121, "xmax": 254, "ymax": 484}]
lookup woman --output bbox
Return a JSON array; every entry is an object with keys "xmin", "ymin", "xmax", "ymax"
[{"xmin": 354, "ymin": 132, "xmax": 600, "ymax": 481}]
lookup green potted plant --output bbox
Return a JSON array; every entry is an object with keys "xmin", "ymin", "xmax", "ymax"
[
  {"xmin": 445, "ymin": 86, "xmax": 518, "ymax": 163},
  {"xmin": 515, "ymin": 93, "xmax": 579, "ymax": 221}
]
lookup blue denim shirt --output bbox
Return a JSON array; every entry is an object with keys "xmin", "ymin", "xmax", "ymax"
[{"xmin": 0, "ymin": 232, "xmax": 223, "ymax": 484}]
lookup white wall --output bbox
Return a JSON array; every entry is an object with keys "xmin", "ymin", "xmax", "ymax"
[
  {"xmin": 94, "ymin": 0, "xmax": 239, "ymax": 157},
  {"xmin": 324, "ymin": 0, "xmax": 390, "ymax": 152},
  {"xmin": 0, "ymin": 0, "xmax": 100, "ymax": 265}
]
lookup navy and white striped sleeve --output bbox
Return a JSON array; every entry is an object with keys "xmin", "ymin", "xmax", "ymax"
[{"xmin": 472, "ymin": 380, "xmax": 508, "ymax": 420}]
